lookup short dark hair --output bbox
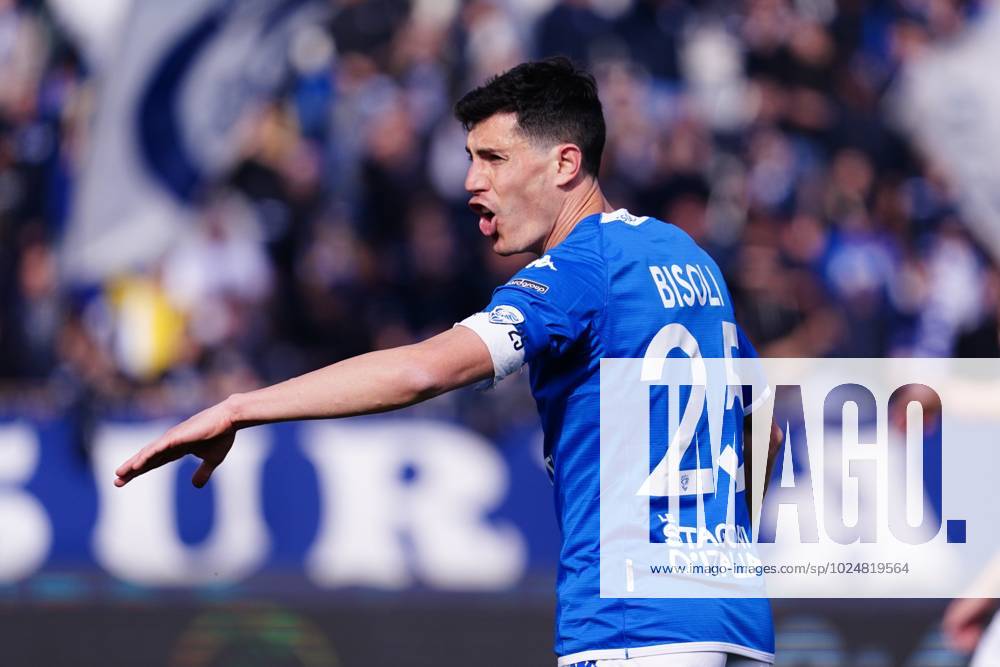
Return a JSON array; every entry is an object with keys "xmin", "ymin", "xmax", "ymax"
[{"xmin": 454, "ymin": 57, "xmax": 606, "ymax": 176}]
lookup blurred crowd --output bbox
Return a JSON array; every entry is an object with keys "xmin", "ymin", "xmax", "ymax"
[{"xmin": 0, "ymin": 0, "xmax": 998, "ymax": 420}]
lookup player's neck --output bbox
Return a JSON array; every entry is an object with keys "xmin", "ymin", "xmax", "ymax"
[{"xmin": 541, "ymin": 181, "xmax": 612, "ymax": 255}]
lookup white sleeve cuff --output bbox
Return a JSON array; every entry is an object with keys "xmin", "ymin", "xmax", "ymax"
[{"xmin": 455, "ymin": 312, "xmax": 526, "ymax": 387}]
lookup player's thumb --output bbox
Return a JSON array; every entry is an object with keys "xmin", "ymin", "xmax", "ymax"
[{"xmin": 191, "ymin": 461, "xmax": 217, "ymax": 488}]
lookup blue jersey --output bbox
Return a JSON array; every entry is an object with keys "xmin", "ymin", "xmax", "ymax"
[{"xmin": 459, "ymin": 209, "xmax": 774, "ymax": 665}]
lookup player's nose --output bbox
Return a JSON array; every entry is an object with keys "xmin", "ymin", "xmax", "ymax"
[{"xmin": 464, "ymin": 161, "xmax": 487, "ymax": 194}]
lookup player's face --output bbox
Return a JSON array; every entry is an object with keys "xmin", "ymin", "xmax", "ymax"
[{"xmin": 464, "ymin": 112, "xmax": 558, "ymax": 256}]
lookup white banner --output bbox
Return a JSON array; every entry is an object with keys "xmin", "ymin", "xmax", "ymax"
[
  {"xmin": 895, "ymin": 9, "xmax": 1000, "ymax": 263},
  {"xmin": 63, "ymin": 0, "xmax": 325, "ymax": 282}
]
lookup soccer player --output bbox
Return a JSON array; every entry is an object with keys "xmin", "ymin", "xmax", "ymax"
[{"xmin": 115, "ymin": 58, "xmax": 782, "ymax": 667}]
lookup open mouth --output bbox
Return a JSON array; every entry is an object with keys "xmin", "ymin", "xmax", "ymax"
[{"xmin": 470, "ymin": 203, "xmax": 497, "ymax": 237}]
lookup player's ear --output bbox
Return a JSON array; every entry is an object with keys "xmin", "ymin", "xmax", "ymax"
[{"xmin": 553, "ymin": 143, "xmax": 583, "ymax": 186}]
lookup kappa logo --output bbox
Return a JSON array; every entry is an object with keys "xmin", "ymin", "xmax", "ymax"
[
  {"xmin": 507, "ymin": 278, "xmax": 549, "ymax": 294},
  {"xmin": 488, "ymin": 305, "xmax": 525, "ymax": 325},
  {"xmin": 526, "ymin": 255, "xmax": 557, "ymax": 271}
]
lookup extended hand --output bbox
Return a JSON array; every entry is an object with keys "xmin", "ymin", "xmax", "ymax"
[
  {"xmin": 943, "ymin": 596, "xmax": 1000, "ymax": 654},
  {"xmin": 114, "ymin": 400, "xmax": 238, "ymax": 488}
]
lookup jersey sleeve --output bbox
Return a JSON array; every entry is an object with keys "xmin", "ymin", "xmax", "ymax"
[{"xmin": 457, "ymin": 244, "xmax": 605, "ymax": 386}]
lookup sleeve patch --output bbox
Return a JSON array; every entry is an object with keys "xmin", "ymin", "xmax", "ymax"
[{"xmin": 488, "ymin": 305, "xmax": 525, "ymax": 325}]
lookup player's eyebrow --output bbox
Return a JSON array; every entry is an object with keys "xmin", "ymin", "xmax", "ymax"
[{"xmin": 466, "ymin": 146, "xmax": 507, "ymax": 160}]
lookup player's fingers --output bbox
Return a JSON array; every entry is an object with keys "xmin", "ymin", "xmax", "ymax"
[
  {"xmin": 946, "ymin": 598, "xmax": 994, "ymax": 631},
  {"xmin": 115, "ymin": 429, "xmax": 174, "ymax": 476},
  {"xmin": 123, "ymin": 440, "xmax": 192, "ymax": 482},
  {"xmin": 115, "ymin": 447, "xmax": 149, "ymax": 478},
  {"xmin": 191, "ymin": 460, "xmax": 217, "ymax": 488},
  {"xmin": 140, "ymin": 444, "xmax": 187, "ymax": 472},
  {"xmin": 114, "ymin": 440, "xmax": 178, "ymax": 486},
  {"xmin": 113, "ymin": 458, "xmax": 146, "ymax": 486},
  {"xmin": 114, "ymin": 465, "xmax": 144, "ymax": 486},
  {"xmin": 114, "ymin": 444, "xmax": 185, "ymax": 487},
  {"xmin": 114, "ymin": 451, "xmax": 150, "ymax": 485},
  {"xmin": 942, "ymin": 606, "xmax": 966, "ymax": 633},
  {"xmin": 948, "ymin": 625, "xmax": 983, "ymax": 654}
]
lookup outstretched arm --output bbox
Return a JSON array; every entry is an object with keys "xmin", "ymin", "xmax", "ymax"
[{"xmin": 114, "ymin": 326, "xmax": 494, "ymax": 488}]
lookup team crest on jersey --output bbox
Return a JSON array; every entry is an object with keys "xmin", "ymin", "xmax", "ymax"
[
  {"xmin": 488, "ymin": 305, "xmax": 525, "ymax": 325},
  {"xmin": 507, "ymin": 278, "xmax": 549, "ymax": 294},
  {"xmin": 525, "ymin": 254, "xmax": 557, "ymax": 271}
]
